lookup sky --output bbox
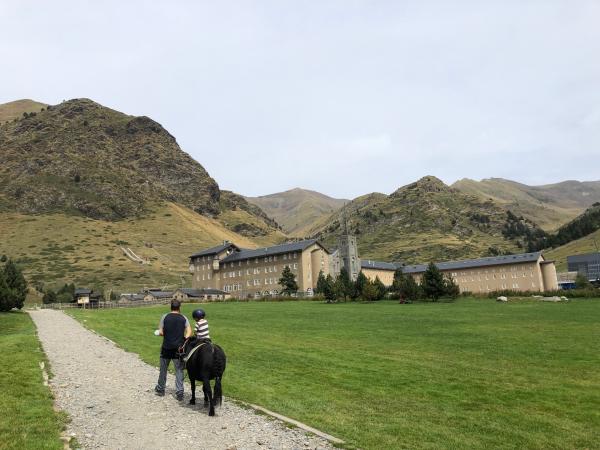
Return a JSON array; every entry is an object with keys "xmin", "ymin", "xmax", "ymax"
[{"xmin": 1, "ymin": 1, "xmax": 599, "ymax": 198}]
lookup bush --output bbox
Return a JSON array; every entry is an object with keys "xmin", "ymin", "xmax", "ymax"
[
  {"xmin": 43, "ymin": 290, "xmax": 58, "ymax": 304},
  {"xmin": 1, "ymin": 260, "xmax": 27, "ymax": 310}
]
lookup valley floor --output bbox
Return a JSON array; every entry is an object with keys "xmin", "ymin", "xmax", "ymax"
[
  {"xmin": 29, "ymin": 309, "xmax": 332, "ymax": 450},
  {"xmin": 68, "ymin": 298, "xmax": 600, "ymax": 450}
]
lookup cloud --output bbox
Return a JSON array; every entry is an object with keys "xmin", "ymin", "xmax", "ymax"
[{"xmin": 1, "ymin": 1, "xmax": 599, "ymax": 198}]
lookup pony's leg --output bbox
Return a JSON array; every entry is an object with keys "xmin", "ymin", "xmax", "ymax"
[
  {"xmin": 202, "ymin": 376, "xmax": 214, "ymax": 416},
  {"xmin": 189, "ymin": 378, "xmax": 196, "ymax": 405}
]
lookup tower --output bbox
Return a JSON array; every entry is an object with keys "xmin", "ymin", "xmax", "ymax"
[{"xmin": 337, "ymin": 205, "xmax": 361, "ymax": 281}]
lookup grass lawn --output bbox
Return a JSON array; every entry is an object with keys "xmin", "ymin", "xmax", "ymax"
[
  {"xmin": 0, "ymin": 312, "xmax": 64, "ymax": 450},
  {"xmin": 68, "ymin": 298, "xmax": 600, "ymax": 449}
]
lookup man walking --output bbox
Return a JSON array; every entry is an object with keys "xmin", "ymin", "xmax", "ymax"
[{"xmin": 155, "ymin": 300, "xmax": 192, "ymax": 400}]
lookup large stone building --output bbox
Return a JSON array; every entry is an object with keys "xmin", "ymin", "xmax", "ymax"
[
  {"xmin": 395, "ymin": 252, "xmax": 558, "ymax": 293},
  {"xmin": 189, "ymin": 237, "xmax": 559, "ymax": 297},
  {"xmin": 189, "ymin": 239, "xmax": 329, "ymax": 298}
]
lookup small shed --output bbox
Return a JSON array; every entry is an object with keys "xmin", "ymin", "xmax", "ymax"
[
  {"xmin": 173, "ymin": 288, "xmax": 230, "ymax": 302},
  {"xmin": 118, "ymin": 293, "xmax": 146, "ymax": 303},
  {"xmin": 143, "ymin": 291, "xmax": 174, "ymax": 302},
  {"xmin": 74, "ymin": 288, "xmax": 92, "ymax": 305}
]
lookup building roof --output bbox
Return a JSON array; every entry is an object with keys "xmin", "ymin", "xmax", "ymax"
[
  {"xmin": 74, "ymin": 288, "xmax": 92, "ymax": 295},
  {"xmin": 402, "ymin": 251, "xmax": 544, "ymax": 274},
  {"xmin": 190, "ymin": 242, "xmax": 237, "ymax": 258},
  {"xmin": 361, "ymin": 260, "xmax": 400, "ymax": 271},
  {"xmin": 567, "ymin": 252, "xmax": 600, "ymax": 263},
  {"xmin": 176, "ymin": 288, "xmax": 227, "ymax": 297},
  {"xmin": 220, "ymin": 239, "xmax": 326, "ymax": 263},
  {"xmin": 145, "ymin": 291, "xmax": 174, "ymax": 298},
  {"xmin": 120, "ymin": 293, "xmax": 145, "ymax": 301}
]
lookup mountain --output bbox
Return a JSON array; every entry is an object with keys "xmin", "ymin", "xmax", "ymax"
[
  {"xmin": 245, "ymin": 188, "xmax": 347, "ymax": 236},
  {"xmin": 308, "ymin": 176, "xmax": 544, "ymax": 264},
  {"xmin": 0, "ymin": 98, "xmax": 285, "ymax": 290},
  {"xmin": 452, "ymin": 178, "xmax": 600, "ymax": 231},
  {"xmin": 0, "ymin": 99, "xmax": 48, "ymax": 123}
]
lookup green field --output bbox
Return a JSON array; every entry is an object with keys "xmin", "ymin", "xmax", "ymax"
[
  {"xmin": 68, "ymin": 299, "xmax": 600, "ymax": 449},
  {"xmin": 0, "ymin": 312, "xmax": 64, "ymax": 450}
]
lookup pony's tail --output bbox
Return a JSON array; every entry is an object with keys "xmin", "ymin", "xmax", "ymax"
[{"xmin": 214, "ymin": 377, "xmax": 222, "ymax": 406}]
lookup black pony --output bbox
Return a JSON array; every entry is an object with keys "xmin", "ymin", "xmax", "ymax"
[{"xmin": 181, "ymin": 337, "xmax": 226, "ymax": 416}]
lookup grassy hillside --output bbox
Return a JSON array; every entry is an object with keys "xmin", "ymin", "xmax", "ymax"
[
  {"xmin": 245, "ymin": 188, "xmax": 347, "ymax": 236},
  {"xmin": 0, "ymin": 99, "xmax": 48, "ymax": 123},
  {"xmin": 453, "ymin": 178, "xmax": 600, "ymax": 231},
  {"xmin": 0, "ymin": 202, "xmax": 284, "ymax": 294},
  {"xmin": 546, "ymin": 229, "xmax": 600, "ymax": 271},
  {"xmin": 309, "ymin": 176, "xmax": 540, "ymax": 263},
  {"xmin": 69, "ymin": 299, "xmax": 600, "ymax": 450}
]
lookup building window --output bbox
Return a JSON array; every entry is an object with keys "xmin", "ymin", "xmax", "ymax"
[{"xmin": 293, "ymin": 263, "xmax": 298, "ymax": 269}]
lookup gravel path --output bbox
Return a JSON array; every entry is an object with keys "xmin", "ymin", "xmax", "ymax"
[{"xmin": 29, "ymin": 310, "xmax": 333, "ymax": 450}]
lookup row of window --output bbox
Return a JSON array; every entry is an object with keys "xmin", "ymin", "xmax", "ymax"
[
  {"xmin": 450, "ymin": 265, "xmax": 534, "ymax": 277},
  {"xmin": 455, "ymin": 272, "xmax": 535, "ymax": 283},
  {"xmin": 222, "ymin": 264, "xmax": 297, "ymax": 279}
]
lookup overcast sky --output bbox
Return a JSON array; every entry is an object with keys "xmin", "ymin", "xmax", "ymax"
[{"xmin": 1, "ymin": 1, "xmax": 599, "ymax": 198}]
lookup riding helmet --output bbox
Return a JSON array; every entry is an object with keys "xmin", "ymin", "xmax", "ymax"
[{"xmin": 192, "ymin": 308, "xmax": 206, "ymax": 320}]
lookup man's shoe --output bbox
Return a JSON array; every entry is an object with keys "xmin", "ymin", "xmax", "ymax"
[
  {"xmin": 154, "ymin": 387, "xmax": 165, "ymax": 397},
  {"xmin": 175, "ymin": 392, "xmax": 184, "ymax": 401}
]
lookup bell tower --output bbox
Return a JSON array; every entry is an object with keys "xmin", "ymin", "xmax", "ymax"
[{"xmin": 337, "ymin": 206, "xmax": 361, "ymax": 281}]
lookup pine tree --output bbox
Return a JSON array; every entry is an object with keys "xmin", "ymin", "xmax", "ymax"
[
  {"xmin": 3, "ymin": 260, "xmax": 27, "ymax": 310},
  {"xmin": 279, "ymin": 266, "xmax": 298, "ymax": 295},
  {"xmin": 323, "ymin": 274, "xmax": 336, "ymax": 303},
  {"xmin": 373, "ymin": 276, "xmax": 387, "ymax": 300},
  {"xmin": 361, "ymin": 280, "xmax": 379, "ymax": 302},
  {"xmin": 354, "ymin": 271, "xmax": 368, "ymax": 299},
  {"xmin": 443, "ymin": 275, "xmax": 460, "ymax": 299},
  {"xmin": 43, "ymin": 289, "xmax": 58, "ymax": 304},
  {"xmin": 315, "ymin": 270, "xmax": 327, "ymax": 295},
  {"xmin": 0, "ymin": 271, "xmax": 15, "ymax": 312},
  {"xmin": 399, "ymin": 274, "xmax": 421, "ymax": 301},
  {"xmin": 391, "ymin": 268, "xmax": 405, "ymax": 294},
  {"xmin": 336, "ymin": 268, "xmax": 353, "ymax": 301},
  {"xmin": 421, "ymin": 262, "xmax": 445, "ymax": 301}
]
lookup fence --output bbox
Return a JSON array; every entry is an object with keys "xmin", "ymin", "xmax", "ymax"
[{"xmin": 37, "ymin": 298, "xmax": 172, "ymax": 310}]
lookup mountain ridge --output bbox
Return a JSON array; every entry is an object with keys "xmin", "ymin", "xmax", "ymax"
[{"xmin": 245, "ymin": 187, "xmax": 348, "ymax": 236}]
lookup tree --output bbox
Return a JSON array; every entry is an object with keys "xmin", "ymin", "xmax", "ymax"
[
  {"xmin": 421, "ymin": 262, "xmax": 446, "ymax": 301},
  {"xmin": 43, "ymin": 289, "xmax": 58, "ymax": 304},
  {"xmin": 443, "ymin": 275, "xmax": 460, "ymax": 299},
  {"xmin": 3, "ymin": 260, "xmax": 27, "ymax": 310},
  {"xmin": 400, "ymin": 274, "xmax": 421, "ymax": 301},
  {"xmin": 0, "ymin": 272, "xmax": 15, "ymax": 312},
  {"xmin": 315, "ymin": 270, "xmax": 327, "ymax": 295},
  {"xmin": 0, "ymin": 255, "xmax": 6, "ymax": 262},
  {"xmin": 279, "ymin": 266, "xmax": 298, "ymax": 295},
  {"xmin": 575, "ymin": 273, "xmax": 591, "ymax": 289},
  {"xmin": 354, "ymin": 271, "xmax": 368, "ymax": 299},
  {"xmin": 336, "ymin": 268, "xmax": 353, "ymax": 301},
  {"xmin": 391, "ymin": 268, "xmax": 405, "ymax": 294},
  {"xmin": 361, "ymin": 280, "xmax": 379, "ymax": 302},
  {"xmin": 323, "ymin": 274, "xmax": 336, "ymax": 303},
  {"xmin": 373, "ymin": 276, "xmax": 387, "ymax": 300}
]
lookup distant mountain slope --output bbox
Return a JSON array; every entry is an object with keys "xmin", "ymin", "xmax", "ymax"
[
  {"xmin": 0, "ymin": 99, "xmax": 48, "ymax": 123},
  {"xmin": 245, "ymin": 188, "xmax": 347, "ymax": 236},
  {"xmin": 0, "ymin": 202, "xmax": 277, "ymax": 292},
  {"xmin": 0, "ymin": 98, "xmax": 286, "ymax": 290},
  {"xmin": 309, "ymin": 176, "xmax": 543, "ymax": 263},
  {"xmin": 452, "ymin": 178, "xmax": 600, "ymax": 231},
  {"xmin": 0, "ymin": 98, "xmax": 222, "ymax": 219}
]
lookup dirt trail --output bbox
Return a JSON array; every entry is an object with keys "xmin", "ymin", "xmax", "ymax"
[{"xmin": 29, "ymin": 309, "xmax": 332, "ymax": 450}]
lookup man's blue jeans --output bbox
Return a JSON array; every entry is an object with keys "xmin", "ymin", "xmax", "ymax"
[{"xmin": 156, "ymin": 357, "xmax": 184, "ymax": 395}]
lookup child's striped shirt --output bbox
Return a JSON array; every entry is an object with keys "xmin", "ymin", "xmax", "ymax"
[{"xmin": 194, "ymin": 319, "xmax": 210, "ymax": 339}]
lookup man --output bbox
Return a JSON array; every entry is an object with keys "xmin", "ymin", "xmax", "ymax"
[{"xmin": 155, "ymin": 300, "xmax": 192, "ymax": 400}]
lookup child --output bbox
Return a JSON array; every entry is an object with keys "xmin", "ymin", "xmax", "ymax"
[{"xmin": 192, "ymin": 308, "xmax": 211, "ymax": 342}]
